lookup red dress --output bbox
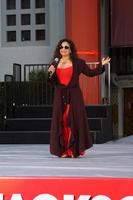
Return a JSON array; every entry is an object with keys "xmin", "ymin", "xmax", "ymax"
[{"xmin": 56, "ymin": 66, "xmax": 73, "ymax": 157}]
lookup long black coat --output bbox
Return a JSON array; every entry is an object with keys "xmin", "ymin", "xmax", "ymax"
[{"xmin": 49, "ymin": 58, "xmax": 105, "ymax": 157}]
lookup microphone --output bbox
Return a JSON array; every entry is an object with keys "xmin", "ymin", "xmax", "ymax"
[
  {"xmin": 51, "ymin": 57, "xmax": 59, "ymax": 66},
  {"xmin": 48, "ymin": 57, "xmax": 59, "ymax": 78}
]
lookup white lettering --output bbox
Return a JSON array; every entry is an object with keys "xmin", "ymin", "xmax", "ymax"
[
  {"xmin": 92, "ymin": 195, "xmax": 111, "ymax": 200},
  {"xmin": 0, "ymin": 194, "xmax": 4, "ymax": 200},
  {"xmin": 64, "ymin": 195, "xmax": 74, "ymax": 200},
  {"xmin": 0, "ymin": 193, "xmax": 133, "ymax": 200},
  {"xmin": 10, "ymin": 194, "xmax": 23, "ymax": 200},
  {"xmin": 33, "ymin": 194, "xmax": 57, "ymax": 200},
  {"xmin": 121, "ymin": 197, "xmax": 133, "ymax": 200},
  {"xmin": 64, "ymin": 195, "xmax": 91, "ymax": 200},
  {"xmin": 77, "ymin": 195, "xmax": 91, "ymax": 200}
]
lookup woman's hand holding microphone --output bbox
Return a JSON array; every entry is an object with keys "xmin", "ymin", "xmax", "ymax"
[{"xmin": 48, "ymin": 65, "xmax": 56, "ymax": 78}]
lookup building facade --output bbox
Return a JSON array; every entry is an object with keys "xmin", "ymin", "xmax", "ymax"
[
  {"xmin": 0, "ymin": 0, "xmax": 65, "ymax": 81},
  {"xmin": 0, "ymin": 0, "xmax": 133, "ymax": 139}
]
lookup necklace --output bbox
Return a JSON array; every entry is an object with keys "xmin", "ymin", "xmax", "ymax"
[{"xmin": 60, "ymin": 58, "xmax": 70, "ymax": 66}]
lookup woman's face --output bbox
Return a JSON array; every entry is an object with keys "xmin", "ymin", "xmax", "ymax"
[{"xmin": 59, "ymin": 41, "xmax": 71, "ymax": 57}]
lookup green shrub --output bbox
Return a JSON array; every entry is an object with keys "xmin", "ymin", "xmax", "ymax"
[{"xmin": 29, "ymin": 69, "xmax": 47, "ymax": 82}]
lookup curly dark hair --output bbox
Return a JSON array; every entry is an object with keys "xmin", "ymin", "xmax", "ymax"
[{"xmin": 53, "ymin": 38, "xmax": 78, "ymax": 61}]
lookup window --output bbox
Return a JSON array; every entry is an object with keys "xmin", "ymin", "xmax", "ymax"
[
  {"xmin": 7, "ymin": 15, "xmax": 16, "ymax": 26},
  {"xmin": 35, "ymin": 0, "xmax": 45, "ymax": 8},
  {"xmin": 36, "ymin": 29, "xmax": 45, "ymax": 40},
  {"xmin": 36, "ymin": 13, "xmax": 45, "ymax": 25},
  {"xmin": 21, "ymin": 0, "xmax": 30, "ymax": 9},
  {"xmin": 7, "ymin": 31, "xmax": 16, "ymax": 42},
  {"xmin": 21, "ymin": 30, "xmax": 30, "ymax": 41},
  {"xmin": 21, "ymin": 14, "xmax": 30, "ymax": 25},
  {"xmin": 1, "ymin": 0, "xmax": 49, "ymax": 46},
  {"xmin": 7, "ymin": 0, "xmax": 16, "ymax": 10}
]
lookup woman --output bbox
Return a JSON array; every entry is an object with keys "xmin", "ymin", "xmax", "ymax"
[{"xmin": 48, "ymin": 38, "xmax": 110, "ymax": 158}]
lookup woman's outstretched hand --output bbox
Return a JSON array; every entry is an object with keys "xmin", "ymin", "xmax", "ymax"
[{"xmin": 102, "ymin": 56, "xmax": 111, "ymax": 65}]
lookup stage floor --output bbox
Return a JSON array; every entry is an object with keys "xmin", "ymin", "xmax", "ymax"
[{"xmin": 0, "ymin": 136, "xmax": 133, "ymax": 177}]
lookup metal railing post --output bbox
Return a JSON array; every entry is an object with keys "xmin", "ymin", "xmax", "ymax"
[{"xmin": 107, "ymin": 63, "xmax": 111, "ymax": 104}]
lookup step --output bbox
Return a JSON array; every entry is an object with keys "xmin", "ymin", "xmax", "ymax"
[
  {"xmin": 0, "ymin": 131, "xmax": 50, "ymax": 144},
  {"xmin": 5, "ymin": 118, "xmax": 51, "ymax": 131},
  {"xmin": 0, "ymin": 130, "xmax": 101, "ymax": 144},
  {"xmin": 11, "ymin": 105, "xmax": 111, "ymax": 118},
  {"xmin": 12, "ymin": 105, "xmax": 53, "ymax": 118},
  {"xmin": 5, "ymin": 117, "xmax": 102, "ymax": 131},
  {"xmin": 89, "ymin": 118, "xmax": 102, "ymax": 131},
  {"xmin": 86, "ymin": 105, "xmax": 110, "ymax": 118}
]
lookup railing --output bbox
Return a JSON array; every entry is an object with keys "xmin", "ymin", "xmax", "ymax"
[
  {"xmin": 24, "ymin": 64, "xmax": 49, "ymax": 81},
  {"xmin": 2, "ymin": 64, "xmax": 53, "ymax": 120},
  {"xmin": 2, "ymin": 62, "xmax": 110, "ymax": 118},
  {"xmin": 23, "ymin": 63, "xmax": 54, "ymax": 106},
  {"xmin": 5, "ymin": 81, "xmax": 54, "ymax": 108}
]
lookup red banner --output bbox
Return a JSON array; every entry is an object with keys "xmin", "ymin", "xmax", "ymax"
[{"xmin": 0, "ymin": 177, "xmax": 133, "ymax": 200}]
